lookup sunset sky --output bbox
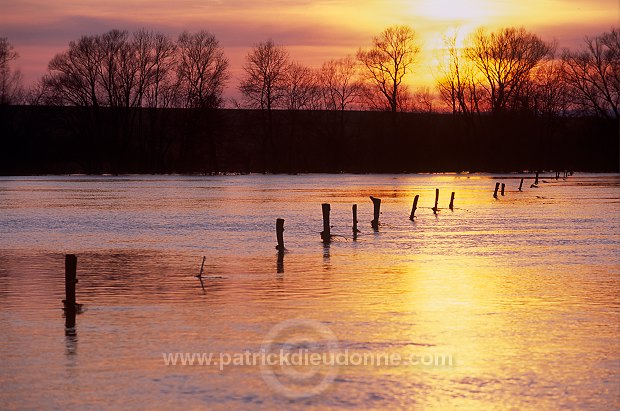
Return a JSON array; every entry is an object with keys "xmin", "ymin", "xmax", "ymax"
[{"xmin": 2, "ymin": 0, "xmax": 618, "ymax": 101}]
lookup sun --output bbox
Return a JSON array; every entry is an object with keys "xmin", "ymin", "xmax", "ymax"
[{"xmin": 414, "ymin": 0, "xmax": 496, "ymax": 23}]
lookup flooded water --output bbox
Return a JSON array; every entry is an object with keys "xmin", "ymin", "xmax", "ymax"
[{"xmin": 1, "ymin": 174, "xmax": 619, "ymax": 410}]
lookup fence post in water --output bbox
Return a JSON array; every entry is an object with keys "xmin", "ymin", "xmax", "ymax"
[
  {"xmin": 370, "ymin": 196, "xmax": 381, "ymax": 229},
  {"xmin": 64, "ymin": 254, "xmax": 77, "ymax": 310},
  {"xmin": 432, "ymin": 189, "xmax": 439, "ymax": 214},
  {"xmin": 535, "ymin": 172, "xmax": 539, "ymax": 185},
  {"xmin": 321, "ymin": 203, "xmax": 331, "ymax": 243},
  {"xmin": 501, "ymin": 183, "xmax": 505, "ymax": 196},
  {"xmin": 276, "ymin": 218, "xmax": 285, "ymax": 252},
  {"xmin": 519, "ymin": 178, "xmax": 524, "ymax": 191},
  {"xmin": 493, "ymin": 182, "xmax": 500, "ymax": 198},
  {"xmin": 409, "ymin": 195, "xmax": 419, "ymax": 220},
  {"xmin": 449, "ymin": 192, "xmax": 455, "ymax": 210},
  {"xmin": 63, "ymin": 254, "xmax": 79, "ymax": 331},
  {"xmin": 352, "ymin": 204, "xmax": 359, "ymax": 235}
]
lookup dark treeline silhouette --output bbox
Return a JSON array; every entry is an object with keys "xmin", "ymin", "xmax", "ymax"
[
  {"xmin": 1, "ymin": 105, "xmax": 617, "ymax": 174},
  {"xmin": 0, "ymin": 26, "xmax": 618, "ymax": 174}
]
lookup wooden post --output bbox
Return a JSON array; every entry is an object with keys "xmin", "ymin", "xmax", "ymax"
[
  {"xmin": 276, "ymin": 218, "xmax": 285, "ymax": 251},
  {"xmin": 493, "ymin": 182, "xmax": 500, "ymax": 198},
  {"xmin": 409, "ymin": 195, "xmax": 419, "ymax": 220},
  {"xmin": 352, "ymin": 204, "xmax": 359, "ymax": 235},
  {"xmin": 432, "ymin": 189, "xmax": 439, "ymax": 214},
  {"xmin": 501, "ymin": 183, "xmax": 505, "ymax": 196},
  {"xmin": 321, "ymin": 203, "xmax": 331, "ymax": 243},
  {"xmin": 531, "ymin": 171, "xmax": 540, "ymax": 188},
  {"xmin": 64, "ymin": 254, "xmax": 77, "ymax": 310},
  {"xmin": 449, "ymin": 192, "xmax": 455, "ymax": 210},
  {"xmin": 518, "ymin": 178, "xmax": 524, "ymax": 191},
  {"xmin": 370, "ymin": 196, "xmax": 381, "ymax": 229}
]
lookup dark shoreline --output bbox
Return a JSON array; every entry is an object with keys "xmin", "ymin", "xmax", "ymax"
[{"xmin": 2, "ymin": 106, "xmax": 618, "ymax": 175}]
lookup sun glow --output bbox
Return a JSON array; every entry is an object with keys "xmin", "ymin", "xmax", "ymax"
[{"xmin": 414, "ymin": 0, "xmax": 497, "ymax": 22}]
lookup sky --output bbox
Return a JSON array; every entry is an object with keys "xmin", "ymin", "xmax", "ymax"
[{"xmin": 1, "ymin": 0, "xmax": 618, "ymax": 101}]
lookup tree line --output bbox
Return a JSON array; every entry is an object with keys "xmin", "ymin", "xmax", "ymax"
[
  {"xmin": 0, "ymin": 25, "xmax": 618, "ymax": 174},
  {"xmin": 1, "ymin": 25, "xmax": 618, "ymax": 118}
]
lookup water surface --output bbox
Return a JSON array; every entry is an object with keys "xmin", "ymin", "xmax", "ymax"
[{"xmin": 1, "ymin": 174, "xmax": 619, "ymax": 410}]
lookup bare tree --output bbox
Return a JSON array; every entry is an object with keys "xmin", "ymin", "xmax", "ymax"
[
  {"xmin": 133, "ymin": 30, "xmax": 178, "ymax": 109},
  {"xmin": 519, "ymin": 59, "xmax": 569, "ymax": 117},
  {"xmin": 436, "ymin": 33, "xmax": 483, "ymax": 115},
  {"xmin": 319, "ymin": 56, "xmax": 363, "ymax": 111},
  {"xmin": 176, "ymin": 31, "xmax": 229, "ymax": 109},
  {"xmin": 0, "ymin": 37, "xmax": 23, "ymax": 104},
  {"xmin": 45, "ymin": 35, "xmax": 104, "ymax": 107},
  {"xmin": 45, "ymin": 29, "xmax": 181, "ymax": 109},
  {"xmin": 357, "ymin": 25, "xmax": 420, "ymax": 112},
  {"xmin": 562, "ymin": 28, "xmax": 619, "ymax": 120},
  {"xmin": 465, "ymin": 27, "xmax": 553, "ymax": 113},
  {"xmin": 282, "ymin": 62, "xmax": 320, "ymax": 110},
  {"xmin": 97, "ymin": 29, "xmax": 137, "ymax": 108},
  {"xmin": 239, "ymin": 39, "xmax": 289, "ymax": 110},
  {"xmin": 410, "ymin": 86, "xmax": 434, "ymax": 113}
]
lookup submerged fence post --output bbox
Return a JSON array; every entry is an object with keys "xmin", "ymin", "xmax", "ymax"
[
  {"xmin": 494, "ymin": 182, "xmax": 500, "ymax": 198},
  {"xmin": 321, "ymin": 203, "xmax": 331, "ymax": 243},
  {"xmin": 432, "ymin": 189, "xmax": 439, "ymax": 214},
  {"xmin": 519, "ymin": 178, "xmax": 524, "ymax": 191},
  {"xmin": 63, "ymin": 254, "xmax": 79, "ymax": 331},
  {"xmin": 370, "ymin": 196, "xmax": 381, "ymax": 229},
  {"xmin": 64, "ymin": 254, "xmax": 77, "ymax": 310},
  {"xmin": 531, "ymin": 172, "xmax": 540, "ymax": 188},
  {"xmin": 276, "ymin": 218, "xmax": 285, "ymax": 252},
  {"xmin": 501, "ymin": 183, "xmax": 505, "ymax": 196},
  {"xmin": 409, "ymin": 195, "xmax": 419, "ymax": 220},
  {"xmin": 352, "ymin": 204, "xmax": 359, "ymax": 235},
  {"xmin": 449, "ymin": 192, "xmax": 455, "ymax": 210}
]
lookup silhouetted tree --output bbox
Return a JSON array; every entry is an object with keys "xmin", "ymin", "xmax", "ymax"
[
  {"xmin": 97, "ymin": 30, "xmax": 133, "ymax": 108},
  {"xmin": 239, "ymin": 40, "xmax": 289, "ymax": 170},
  {"xmin": 409, "ymin": 86, "xmax": 434, "ymax": 113},
  {"xmin": 465, "ymin": 27, "xmax": 553, "ymax": 114},
  {"xmin": 44, "ymin": 34, "xmax": 104, "ymax": 107},
  {"xmin": 176, "ymin": 30, "xmax": 229, "ymax": 109},
  {"xmin": 318, "ymin": 56, "xmax": 363, "ymax": 111},
  {"xmin": 0, "ymin": 37, "xmax": 24, "ymax": 105},
  {"xmin": 437, "ymin": 33, "xmax": 484, "ymax": 115},
  {"xmin": 239, "ymin": 39, "xmax": 289, "ymax": 110},
  {"xmin": 524, "ymin": 59, "xmax": 569, "ymax": 117},
  {"xmin": 134, "ymin": 29, "xmax": 178, "ymax": 109},
  {"xmin": 562, "ymin": 28, "xmax": 619, "ymax": 120},
  {"xmin": 283, "ymin": 62, "xmax": 319, "ymax": 110},
  {"xmin": 357, "ymin": 25, "xmax": 420, "ymax": 112},
  {"xmin": 45, "ymin": 29, "xmax": 181, "ymax": 109}
]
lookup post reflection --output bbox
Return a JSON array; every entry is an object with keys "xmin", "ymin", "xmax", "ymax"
[
  {"xmin": 322, "ymin": 243, "xmax": 331, "ymax": 270},
  {"xmin": 277, "ymin": 251, "xmax": 284, "ymax": 274},
  {"xmin": 64, "ymin": 308, "xmax": 78, "ymax": 356}
]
